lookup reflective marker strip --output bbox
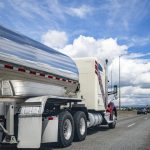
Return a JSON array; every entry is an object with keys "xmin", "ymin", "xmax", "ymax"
[
  {"xmin": 3, "ymin": 63, "xmax": 77, "ymax": 84},
  {"xmin": 56, "ymin": 77, "xmax": 60, "ymax": 80},
  {"xmin": 30, "ymin": 70, "xmax": 36, "ymax": 75},
  {"xmin": 48, "ymin": 75, "xmax": 53, "ymax": 79},
  {"xmin": 40, "ymin": 73, "xmax": 45, "ymax": 77},
  {"xmin": 62, "ymin": 78, "xmax": 66, "ymax": 81},
  {"xmin": 18, "ymin": 68, "xmax": 25, "ymax": 72},
  {"xmin": 4, "ymin": 64, "xmax": 13, "ymax": 69}
]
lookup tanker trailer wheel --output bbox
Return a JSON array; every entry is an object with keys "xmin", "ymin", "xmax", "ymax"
[
  {"xmin": 58, "ymin": 111, "xmax": 74, "ymax": 147},
  {"xmin": 73, "ymin": 111, "xmax": 87, "ymax": 141}
]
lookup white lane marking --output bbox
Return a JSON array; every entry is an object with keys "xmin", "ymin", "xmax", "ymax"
[
  {"xmin": 128, "ymin": 123, "xmax": 136, "ymax": 128},
  {"xmin": 145, "ymin": 118, "xmax": 148, "ymax": 120}
]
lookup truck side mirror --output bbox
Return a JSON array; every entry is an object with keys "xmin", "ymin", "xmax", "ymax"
[{"xmin": 114, "ymin": 85, "xmax": 117, "ymax": 94}]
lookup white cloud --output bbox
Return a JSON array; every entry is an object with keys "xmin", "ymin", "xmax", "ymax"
[
  {"xmin": 109, "ymin": 57, "xmax": 150, "ymax": 86},
  {"xmin": 9, "ymin": 0, "xmax": 93, "ymax": 23},
  {"xmin": 116, "ymin": 97, "xmax": 150, "ymax": 106},
  {"xmin": 121, "ymin": 86, "xmax": 150, "ymax": 96},
  {"xmin": 67, "ymin": 5, "xmax": 93, "ymax": 18},
  {"xmin": 124, "ymin": 52, "xmax": 150, "ymax": 59},
  {"xmin": 41, "ymin": 32, "xmax": 150, "ymax": 106},
  {"xmin": 113, "ymin": 86, "xmax": 150, "ymax": 106},
  {"xmin": 100, "ymin": 0, "xmax": 150, "ymax": 30},
  {"xmin": 109, "ymin": 56, "xmax": 150, "ymax": 106},
  {"xmin": 62, "ymin": 35, "xmax": 127, "ymax": 63},
  {"xmin": 42, "ymin": 30, "xmax": 68, "ymax": 49},
  {"xmin": 130, "ymin": 36, "xmax": 150, "ymax": 47},
  {"xmin": 61, "ymin": 35, "xmax": 149, "ymax": 106},
  {"xmin": 135, "ymin": 72, "xmax": 150, "ymax": 85},
  {"xmin": 10, "ymin": 0, "xmax": 51, "ymax": 20},
  {"xmin": 120, "ymin": 36, "xmax": 150, "ymax": 47}
]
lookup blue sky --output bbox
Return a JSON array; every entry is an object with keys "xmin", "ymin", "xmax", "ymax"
[
  {"xmin": 0, "ymin": 0, "xmax": 150, "ymax": 55},
  {"xmin": 0, "ymin": 0, "xmax": 150, "ymax": 105}
]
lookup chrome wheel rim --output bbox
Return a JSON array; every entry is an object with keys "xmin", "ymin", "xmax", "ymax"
[
  {"xmin": 80, "ymin": 117, "xmax": 86, "ymax": 135},
  {"xmin": 113, "ymin": 114, "xmax": 116, "ymax": 126},
  {"xmin": 63, "ymin": 119, "xmax": 72, "ymax": 140}
]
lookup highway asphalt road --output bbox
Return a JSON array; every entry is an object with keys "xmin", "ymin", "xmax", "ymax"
[
  {"xmin": 1, "ymin": 112, "xmax": 150, "ymax": 150},
  {"xmin": 53, "ymin": 113, "xmax": 150, "ymax": 150}
]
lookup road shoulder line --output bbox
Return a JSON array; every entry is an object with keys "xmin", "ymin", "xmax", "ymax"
[{"xmin": 128, "ymin": 123, "xmax": 136, "ymax": 128}]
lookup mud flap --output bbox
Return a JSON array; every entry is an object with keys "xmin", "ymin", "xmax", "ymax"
[{"xmin": 17, "ymin": 106, "xmax": 42, "ymax": 148}]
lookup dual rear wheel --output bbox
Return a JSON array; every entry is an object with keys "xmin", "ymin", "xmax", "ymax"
[
  {"xmin": 58, "ymin": 111, "xmax": 87, "ymax": 147},
  {"xmin": 74, "ymin": 111, "xmax": 87, "ymax": 141}
]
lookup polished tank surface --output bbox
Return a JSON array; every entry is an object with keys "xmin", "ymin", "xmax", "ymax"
[
  {"xmin": 0, "ymin": 80, "xmax": 67, "ymax": 97},
  {"xmin": 0, "ymin": 25, "xmax": 78, "ymax": 81},
  {"xmin": 0, "ymin": 26, "xmax": 79, "ymax": 98}
]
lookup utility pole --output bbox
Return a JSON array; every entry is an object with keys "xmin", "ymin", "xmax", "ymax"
[
  {"xmin": 111, "ymin": 69, "xmax": 113, "ymax": 92},
  {"xmin": 105, "ymin": 59, "xmax": 108, "ymax": 108},
  {"xmin": 119, "ymin": 56, "xmax": 121, "ymax": 110}
]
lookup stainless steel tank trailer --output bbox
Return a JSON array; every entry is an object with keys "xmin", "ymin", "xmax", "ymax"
[{"xmin": 0, "ymin": 25, "xmax": 117, "ymax": 149}]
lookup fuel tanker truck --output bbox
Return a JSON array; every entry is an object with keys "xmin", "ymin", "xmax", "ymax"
[{"xmin": 0, "ymin": 25, "xmax": 117, "ymax": 149}]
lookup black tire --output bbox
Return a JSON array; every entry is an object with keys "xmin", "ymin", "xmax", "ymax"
[
  {"xmin": 108, "ymin": 121, "xmax": 116, "ymax": 129},
  {"xmin": 58, "ymin": 111, "xmax": 74, "ymax": 147},
  {"xmin": 73, "ymin": 111, "xmax": 87, "ymax": 141},
  {"xmin": 108, "ymin": 111, "xmax": 116, "ymax": 129}
]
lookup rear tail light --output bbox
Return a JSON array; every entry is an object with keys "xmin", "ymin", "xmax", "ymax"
[{"xmin": 48, "ymin": 116, "xmax": 54, "ymax": 120}]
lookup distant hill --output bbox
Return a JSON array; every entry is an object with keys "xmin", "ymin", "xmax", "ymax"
[{"xmin": 117, "ymin": 104, "xmax": 149, "ymax": 108}]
